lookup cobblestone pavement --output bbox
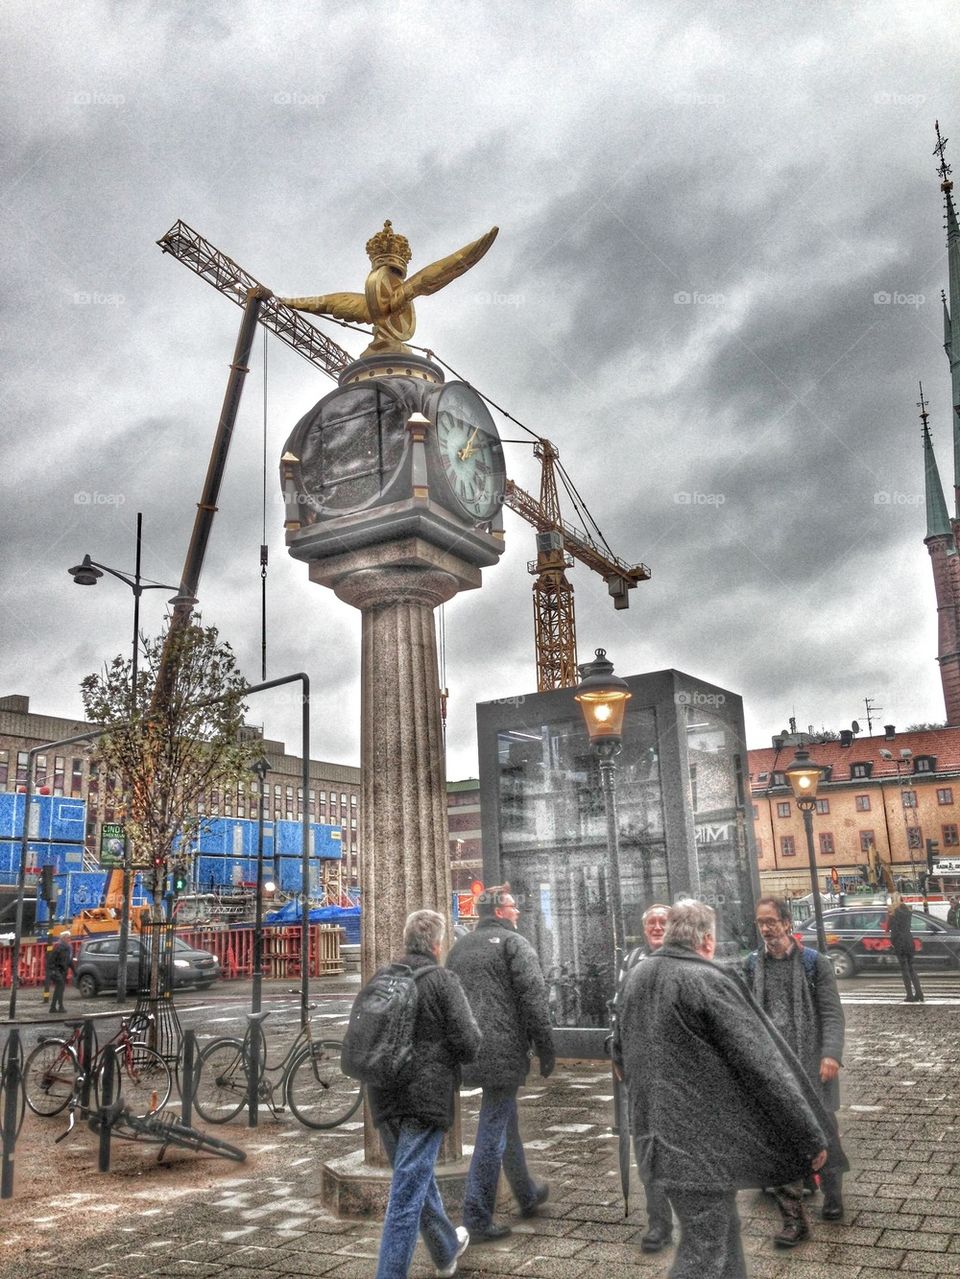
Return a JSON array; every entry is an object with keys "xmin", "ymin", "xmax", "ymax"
[{"xmin": 2, "ymin": 998, "xmax": 958, "ymax": 1277}]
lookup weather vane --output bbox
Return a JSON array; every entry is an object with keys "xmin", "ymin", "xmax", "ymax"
[
  {"xmin": 279, "ymin": 220, "xmax": 498, "ymax": 357},
  {"xmin": 918, "ymin": 380, "xmax": 930, "ymax": 429},
  {"xmin": 934, "ymin": 119, "xmax": 952, "ymax": 186}
]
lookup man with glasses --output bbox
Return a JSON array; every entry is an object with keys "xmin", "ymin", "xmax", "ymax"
[
  {"xmin": 447, "ymin": 883, "xmax": 555, "ymax": 1242},
  {"xmin": 745, "ymin": 896, "xmax": 848, "ymax": 1242}
]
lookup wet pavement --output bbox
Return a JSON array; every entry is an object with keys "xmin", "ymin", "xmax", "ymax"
[{"xmin": 2, "ymin": 981, "xmax": 959, "ymax": 1277}]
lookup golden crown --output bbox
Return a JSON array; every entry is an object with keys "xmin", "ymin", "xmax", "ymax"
[{"xmin": 365, "ymin": 220, "xmax": 412, "ymax": 268}]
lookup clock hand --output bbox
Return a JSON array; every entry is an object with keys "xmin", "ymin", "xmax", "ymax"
[{"xmin": 458, "ymin": 427, "xmax": 480, "ymax": 461}]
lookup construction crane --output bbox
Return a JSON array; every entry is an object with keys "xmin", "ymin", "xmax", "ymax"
[
  {"xmin": 157, "ymin": 220, "xmax": 651, "ymax": 692},
  {"xmin": 504, "ymin": 441, "xmax": 650, "ymax": 691}
]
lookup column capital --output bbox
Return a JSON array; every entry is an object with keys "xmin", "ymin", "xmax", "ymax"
[{"xmin": 333, "ymin": 564, "xmax": 461, "ymax": 612}]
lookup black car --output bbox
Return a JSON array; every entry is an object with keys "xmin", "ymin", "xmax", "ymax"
[
  {"xmin": 73, "ymin": 934, "xmax": 220, "ymax": 997},
  {"xmin": 798, "ymin": 906, "xmax": 960, "ymax": 979}
]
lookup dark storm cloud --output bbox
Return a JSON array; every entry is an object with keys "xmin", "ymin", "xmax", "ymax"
[{"xmin": 1, "ymin": 0, "xmax": 958, "ymax": 776}]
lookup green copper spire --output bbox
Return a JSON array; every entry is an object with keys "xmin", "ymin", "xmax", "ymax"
[
  {"xmin": 921, "ymin": 383, "xmax": 952, "ymax": 539},
  {"xmin": 934, "ymin": 122, "xmax": 960, "ymax": 515}
]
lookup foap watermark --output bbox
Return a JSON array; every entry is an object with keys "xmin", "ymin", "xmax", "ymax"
[
  {"xmin": 273, "ymin": 90, "xmax": 327, "ymax": 109},
  {"xmin": 73, "ymin": 90, "xmax": 125, "ymax": 107},
  {"xmin": 873, "ymin": 91, "xmax": 926, "ymax": 108},
  {"xmin": 873, "ymin": 290, "xmax": 925, "ymax": 308},
  {"xmin": 675, "ymin": 690, "xmax": 726, "ymax": 708},
  {"xmin": 874, "ymin": 490, "xmax": 923, "ymax": 507},
  {"xmin": 72, "ymin": 291, "xmax": 125, "ymax": 307},
  {"xmin": 489, "ymin": 694, "xmax": 526, "ymax": 707},
  {"xmin": 473, "ymin": 290, "xmax": 524, "ymax": 307},
  {"xmin": 673, "ymin": 491, "xmax": 725, "ymax": 506},
  {"xmin": 74, "ymin": 491, "xmax": 126, "ymax": 506},
  {"xmin": 674, "ymin": 290, "xmax": 726, "ymax": 306}
]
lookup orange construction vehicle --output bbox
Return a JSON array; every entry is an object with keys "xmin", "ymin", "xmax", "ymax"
[{"xmin": 50, "ymin": 869, "xmax": 151, "ymax": 938}]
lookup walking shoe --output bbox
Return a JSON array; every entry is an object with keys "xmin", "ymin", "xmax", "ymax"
[
  {"xmin": 640, "ymin": 1226, "xmax": 673, "ymax": 1253},
  {"xmin": 467, "ymin": 1222, "xmax": 512, "ymax": 1242},
  {"xmin": 436, "ymin": 1227, "xmax": 470, "ymax": 1276},
  {"xmin": 822, "ymin": 1194, "xmax": 844, "ymax": 1221},
  {"xmin": 519, "ymin": 1181, "xmax": 550, "ymax": 1217},
  {"xmin": 773, "ymin": 1215, "xmax": 810, "ymax": 1248}
]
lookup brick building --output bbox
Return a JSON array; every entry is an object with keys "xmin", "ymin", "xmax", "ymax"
[
  {"xmin": 749, "ymin": 726, "xmax": 960, "ymax": 895},
  {"xmin": 447, "ymin": 778, "xmax": 482, "ymax": 893}
]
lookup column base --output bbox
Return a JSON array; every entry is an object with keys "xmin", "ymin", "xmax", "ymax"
[{"xmin": 321, "ymin": 1147, "xmax": 473, "ymax": 1219}]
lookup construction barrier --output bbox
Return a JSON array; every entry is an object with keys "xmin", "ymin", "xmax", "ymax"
[{"xmin": 0, "ymin": 924, "xmax": 342, "ymax": 988}]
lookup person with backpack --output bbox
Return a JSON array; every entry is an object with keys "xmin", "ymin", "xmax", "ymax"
[
  {"xmin": 745, "ymin": 896, "xmax": 848, "ymax": 1244},
  {"xmin": 353, "ymin": 909, "xmax": 481, "ymax": 1279},
  {"xmin": 446, "ymin": 883, "xmax": 555, "ymax": 1242}
]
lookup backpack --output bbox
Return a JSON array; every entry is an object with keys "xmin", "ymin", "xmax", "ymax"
[
  {"xmin": 745, "ymin": 946, "xmax": 818, "ymax": 992},
  {"xmin": 340, "ymin": 962, "xmax": 436, "ymax": 1088}
]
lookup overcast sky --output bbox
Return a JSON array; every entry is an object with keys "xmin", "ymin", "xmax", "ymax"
[{"xmin": 2, "ymin": 0, "xmax": 959, "ymax": 780}]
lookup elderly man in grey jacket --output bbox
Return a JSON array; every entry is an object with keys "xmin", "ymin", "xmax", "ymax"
[
  {"xmin": 613, "ymin": 900, "xmax": 828, "ymax": 1279},
  {"xmin": 447, "ymin": 883, "xmax": 555, "ymax": 1242}
]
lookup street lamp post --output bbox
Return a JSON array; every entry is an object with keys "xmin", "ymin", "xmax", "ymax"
[
  {"xmin": 575, "ymin": 649, "xmax": 633, "ymax": 979},
  {"xmin": 784, "ymin": 747, "xmax": 828, "ymax": 953},
  {"xmin": 69, "ymin": 512, "xmax": 180, "ymax": 1002},
  {"xmin": 250, "ymin": 757, "xmax": 271, "ymax": 1016}
]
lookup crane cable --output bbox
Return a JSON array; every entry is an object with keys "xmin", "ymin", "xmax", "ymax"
[
  {"xmin": 438, "ymin": 603, "xmax": 448, "ymax": 749},
  {"xmin": 260, "ymin": 326, "xmax": 269, "ymax": 681}
]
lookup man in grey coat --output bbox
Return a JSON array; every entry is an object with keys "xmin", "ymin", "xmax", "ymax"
[
  {"xmin": 745, "ymin": 895, "xmax": 849, "ymax": 1240},
  {"xmin": 447, "ymin": 884, "xmax": 555, "ymax": 1241},
  {"xmin": 614, "ymin": 900, "xmax": 828, "ymax": 1279}
]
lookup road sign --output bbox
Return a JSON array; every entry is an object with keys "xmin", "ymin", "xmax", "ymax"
[{"xmin": 100, "ymin": 822, "xmax": 126, "ymax": 868}]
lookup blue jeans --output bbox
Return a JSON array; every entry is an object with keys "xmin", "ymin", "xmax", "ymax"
[
  {"xmin": 463, "ymin": 1088, "xmax": 537, "ymax": 1229},
  {"xmin": 375, "ymin": 1118, "xmax": 459, "ymax": 1279}
]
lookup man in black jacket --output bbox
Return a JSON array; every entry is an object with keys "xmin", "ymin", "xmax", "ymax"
[
  {"xmin": 888, "ymin": 894, "xmax": 924, "ymax": 1002},
  {"xmin": 447, "ymin": 884, "xmax": 555, "ymax": 1242},
  {"xmin": 614, "ymin": 900, "xmax": 828, "ymax": 1279},
  {"xmin": 46, "ymin": 932, "xmax": 73, "ymax": 1014},
  {"xmin": 369, "ymin": 909, "xmax": 481, "ymax": 1279}
]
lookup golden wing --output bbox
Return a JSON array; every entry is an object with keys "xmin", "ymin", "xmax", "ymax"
[
  {"xmin": 279, "ymin": 292, "xmax": 371, "ymax": 323},
  {"xmin": 400, "ymin": 227, "xmax": 499, "ymax": 302}
]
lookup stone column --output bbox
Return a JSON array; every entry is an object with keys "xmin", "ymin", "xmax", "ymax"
[{"xmin": 311, "ymin": 538, "xmax": 482, "ymax": 1171}]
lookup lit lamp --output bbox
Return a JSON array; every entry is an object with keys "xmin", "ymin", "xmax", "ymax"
[
  {"xmin": 784, "ymin": 746, "xmax": 827, "ymax": 953},
  {"xmin": 575, "ymin": 649, "xmax": 632, "ymax": 966}
]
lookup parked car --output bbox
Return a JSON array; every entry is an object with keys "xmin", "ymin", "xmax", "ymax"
[
  {"xmin": 797, "ymin": 906, "xmax": 960, "ymax": 979},
  {"xmin": 73, "ymin": 934, "xmax": 220, "ymax": 997}
]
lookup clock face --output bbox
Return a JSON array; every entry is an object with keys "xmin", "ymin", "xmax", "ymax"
[
  {"xmin": 431, "ymin": 383, "xmax": 506, "ymax": 522},
  {"xmin": 291, "ymin": 383, "xmax": 408, "ymax": 517}
]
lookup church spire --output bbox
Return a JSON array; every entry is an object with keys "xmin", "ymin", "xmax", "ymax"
[
  {"xmin": 934, "ymin": 121, "xmax": 960, "ymax": 515},
  {"xmin": 921, "ymin": 383, "xmax": 952, "ymax": 539}
]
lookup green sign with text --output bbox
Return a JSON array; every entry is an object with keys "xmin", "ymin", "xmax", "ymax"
[{"xmin": 99, "ymin": 822, "xmax": 126, "ymax": 869}]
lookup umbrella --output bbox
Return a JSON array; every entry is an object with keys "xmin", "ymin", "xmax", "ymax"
[{"xmin": 612, "ymin": 1064, "xmax": 631, "ymax": 1216}]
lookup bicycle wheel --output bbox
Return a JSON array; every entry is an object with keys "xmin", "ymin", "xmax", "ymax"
[
  {"xmin": 23, "ymin": 1039, "xmax": 79, "ymax": 1117},
  {"xmin": 98, "ymin": 1044, "xmax": 171, "ymax": 1117},
  {"xmin": 193, "ymin": 1039, "xmax": 247, "ymax": 1124},
  {"xmin": 286, "ymin": 1040, "xmax": 363, "ymax": 1130}
]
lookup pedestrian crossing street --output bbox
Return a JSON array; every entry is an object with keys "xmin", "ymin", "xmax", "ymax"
[{"xmin": 840, "ymin": 972, "xmax": 960, "ymax": 1003}]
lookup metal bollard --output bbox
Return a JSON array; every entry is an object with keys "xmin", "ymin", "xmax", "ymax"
[
  {"xmin": 247, "ymin": 1026, "xmax": 260, "ymax": 1129},
  {"xmin": 1, "ymin": 1029, "xmax": 22, "ymax": 1199},
  {"xmin": 79, "ymin": 1019, "xmax": 96, "ymax": 1111},
  {"xmin": 181, "ymin": 1030, "xmax": 196, "ymax": 1127},
  {"xmin": 97, "ymin": 1045, "xmax": 119, "ymax": 1173}
]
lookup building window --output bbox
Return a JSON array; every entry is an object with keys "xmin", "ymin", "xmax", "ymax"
[
  {"xmin": 341, "ymin": 793, "xmax": 347, "ymax": 805},
  {"xmin": 937, "ymin": 787, "xmax": 953, "ymax": 805},
  {"xmin": 780, "ymin": 835, "xmax": 796, "ymax": 857},
  {"xmin": 815, "ymin": 798, "xmax": 830, "ymax": 814},
  {"xmin": 776, "ymin": 802, "xmax": 791, "ymax": 818},
  {"xmin": 907, "ymin": 827, "xmax": 923, "ymax": 850},
  {"xmin": 71, "ymin": 758, "xmax": 83, "ymax": 797},
  {"xmin": 0, "ymin": 750, "xmax": 8, "ymax": 787},
  {"xmin": 851, "ymin": 762, "xmax": 872, "ymax": 779},
  {"xmin": 772, "ymin": 772, "xmax": 785, "ymax": 787},
  {"xmin": 902, "ymin": 790, "xmax": 917, "ymax": 808},
  {"xmin": 943, "ymin": 824, "xmax": 959, "ymax": 847},
  {"xmin": 855, "ymin": 795, "xmax": 871, "ymax": 812},
  {"xmin": 819, "ymin": 832, "xmax": 834, "ymax": 855},
  {"xmin": 53, "ymin": 756, "xmax": 65, "ymax": 795},
  {"xmin": 914, "ymin": 756, "xmax": 934, "ymax": 773},
  {"xmin": 35, "ymin": 754, "xmax": 47, "ymax": 786},
  {"xmin": 351, "ymin": 794, "xmax": 358, "ymax": 807},
  {"xmin": 17, "ymin": 752, "xmax": 28, "ymax": 786},
  {"xmin": 859, "ymin": 830, "xmax": 875, "ymax": 852}
]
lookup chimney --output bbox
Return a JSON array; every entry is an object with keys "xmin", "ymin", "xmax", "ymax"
[
  {"xmin": 884, "ymin": 724, "xmax": 896, "ymax": 739},
  {"xmin": 839, "ymin": 729, "xmax": 853, "ymax": 748}
]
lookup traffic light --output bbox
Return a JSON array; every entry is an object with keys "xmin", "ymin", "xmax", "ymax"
[
  {"xmin": 926, "ymin": 838, "xmax": 939, "ymax": 874},
  {"xmin": 173, "ymin": 863, "xmax": 187, "ymax": 894},
  {"xmin": 40, "ymin": 864, "xmax": 56, "ymax": 904},
  {"xmin": 858, "ymin": 863, "xmax": 870, "ymax": 883}
]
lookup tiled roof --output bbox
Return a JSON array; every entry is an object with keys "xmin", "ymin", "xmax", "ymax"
[{"xmin": 748, "ymin": 726, "xmax": 960, "ymax": 785}]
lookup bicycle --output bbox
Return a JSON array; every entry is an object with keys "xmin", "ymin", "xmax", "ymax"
[
  {"xmin": 88, "ymin": 1099, "xmax": 247, "ymax": 1164},
  {"xmin": 193, "ymin": 1011, "xmax": 362, "ymax": 1129},
  {"xmin": 24, "ymin": 1015, "xmax": 172, "ymax": 1123}
]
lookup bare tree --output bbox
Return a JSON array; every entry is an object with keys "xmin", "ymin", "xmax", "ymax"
[{"xmin": 81, "ymin": 622, "xmax": 251, "ymax": 914}]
